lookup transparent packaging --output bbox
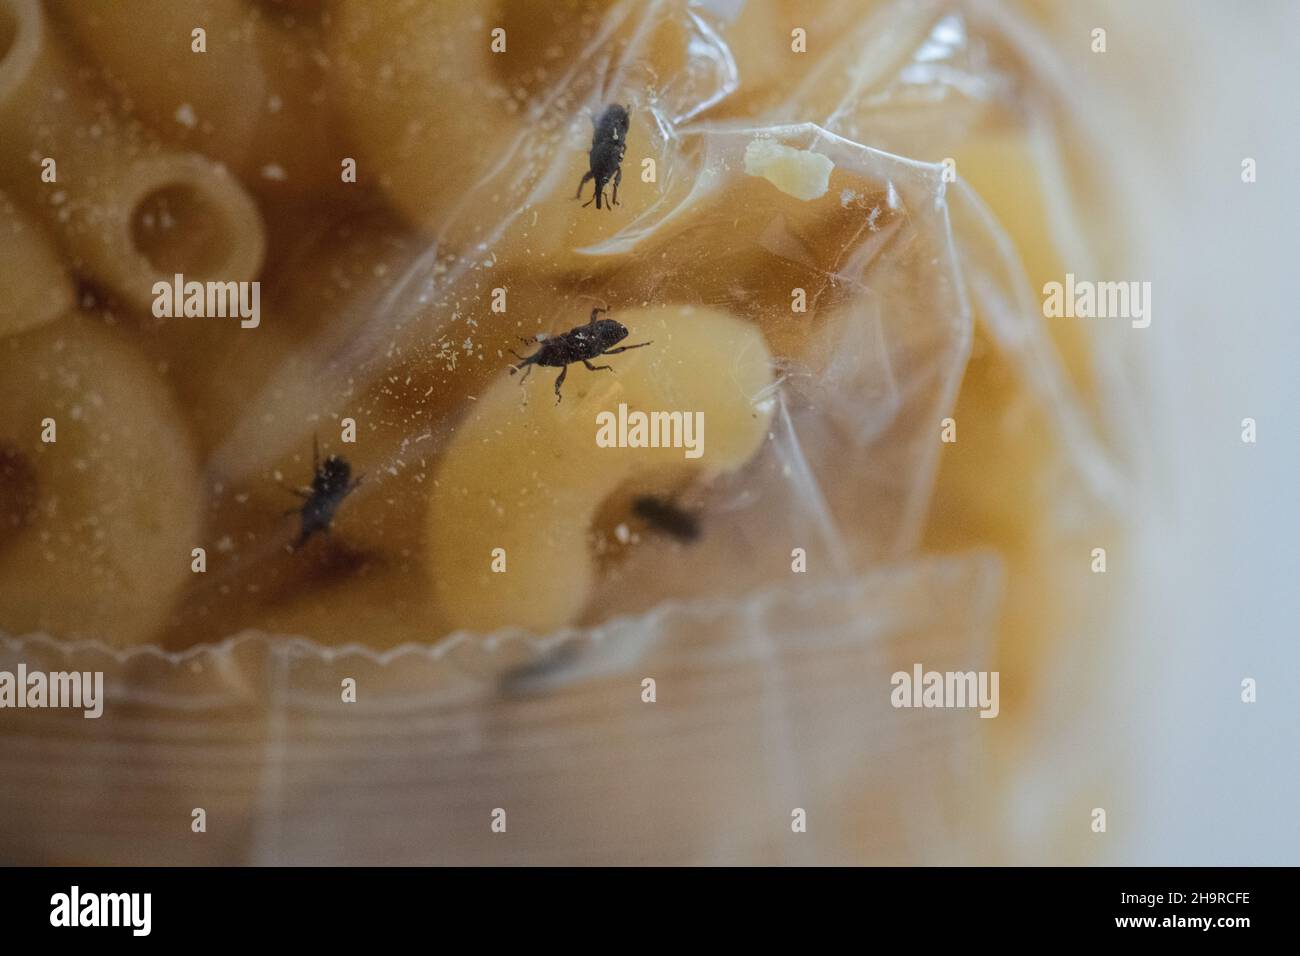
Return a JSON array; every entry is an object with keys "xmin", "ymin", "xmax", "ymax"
[{"xmin": 0, "ymin": 0, "xmax": 1131, "ymax": 863}]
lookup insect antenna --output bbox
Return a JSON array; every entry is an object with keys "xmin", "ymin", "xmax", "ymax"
[{"xmin": 278, "ymin": 476, "xmax": 311, "ymax": 500}]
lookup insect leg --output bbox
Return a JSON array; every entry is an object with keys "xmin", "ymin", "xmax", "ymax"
[
  {"xmin": 611, "ymin": 166, "xmax": 622, "ymax": 207},
  {"xmin": 574, "ymin": 169, "xmax": 594, "ymax": 201},
  {"xmin": 589, "ymin": 306, "xmax": 609, "ymax": 323},
  {"xmin": 582, "ymin": 359, "xmax": 614, "ymax": 372},
  {"xmin": 508, "ymin": 351, "xmax": 538, "ymax": 382},
  {"xmin": 601, "ymin": 340, "xmax": 652, "ymax": 355},
  {"xmin": 553, "ymin": 365, "xmax": 568, "ymax": 404}
]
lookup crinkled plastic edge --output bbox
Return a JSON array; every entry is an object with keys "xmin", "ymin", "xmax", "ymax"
[{"xmin": 1, "ymin": 549, "xmax": 1005, "ymax": 682}]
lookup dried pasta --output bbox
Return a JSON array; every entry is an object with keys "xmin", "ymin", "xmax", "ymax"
[
  {"xmin": 329, "ymin": 0, "xmax": 693, "ymax": 270},
  {"xmin": 430, "ymin": 305, "xmax": 775, "ymax": 634},
  {"xmin": 0, "ymin": 0, "xmax": 1142, "ymax": 871},
  {"xmin": 47, "ymin": 0, "xmax": 338, "ymax": 200},
  {"xmin": 0, "ymin": 1, "xmax": 1118, "ymax": 679},
  {"xmin": 0, "ymin": 187, "xmax": 72, "ymax": 335},
  {"xmin": 0, "ymin": 316, "xmax": 203, "ymax": 646},
  {"xmin": 0, "ymin": 0, "xmax": 265, "ymax": 310}
]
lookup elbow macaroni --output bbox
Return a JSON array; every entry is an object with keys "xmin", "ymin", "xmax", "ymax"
[
  {"xmin": 48, "ymin": 0, "xmax": 339, "ymax": 200},
  {"xmin": 0, "ymin": 188, "xmax": 72, "ymax": 335},
  {"xmin": 0, "ymin": 317, "xmax": 203, "ymax": 647},
  {"xmin": 329, "ymin": 0, "xmax": 543, "ymax": 235},
  {"xmin": 330, "ymin": 0, "xmax": 684, "ymax": 269},
  {"xmin": 0, "ymin": 0, "xmax": 265, "ymax": 311},
  {"xmin": 430, "ymin": 305, "xmax": 775, "ymax": 634},
  {"xmin": 0, "ymin": 0, "xmax": 1031, "ymax": 657}
]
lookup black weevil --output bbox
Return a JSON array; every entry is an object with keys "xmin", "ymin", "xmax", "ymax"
[
  {"xmin": 284, "ymin": 437, "xmax": 362, "ymax": 549},
  {"xmin": 509, "ymin": 307, "xmax": 651, "ymax": 403},
  {"xmin": 574, "ymin": 104, "xmax": 630, "ymax": 210}
]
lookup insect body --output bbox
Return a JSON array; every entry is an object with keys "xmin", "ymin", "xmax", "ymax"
[
  {"xmin": 509, "ymin": 307, "xmax": 651, "ymax": 403},
  {"xmin": 574, "ymin": 104, "xmax": 629, "ymax": 210},
  {"xmin": 284, "ymin": 437, "xmax": 362, "ymax": 549},
  {"xmin": 632, "ymin": 496, "xmax": 701, "ymax": 542}
]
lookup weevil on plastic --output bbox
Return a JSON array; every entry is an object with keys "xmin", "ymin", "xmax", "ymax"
[
  {"xmin": 509, "ymin": 307, "xmax": 651, "ymax": 403},
  {"xmin": 575, "ymin": 104, "xmax": 630, "ymax": 210},
  {"xmin": 283, "ymin": 436, "xmax": 363, "ymax": 549}
]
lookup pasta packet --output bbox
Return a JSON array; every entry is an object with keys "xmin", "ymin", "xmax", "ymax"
[{"xmin": 0, "ymin": 0, "xmax": 1133, "ymax": 863}]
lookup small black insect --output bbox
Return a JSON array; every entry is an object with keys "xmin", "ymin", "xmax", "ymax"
[
  {"xmin": 632, "ymin": 495, "xmax": 701, "ymax": 543},
  {"xmin": 574, "ymin": 104, "xmax": 630, "ymax": 210},
  {"xmin": 283, "ymin": 437, "xmax": 362, "ymax": 549},
  {"xmin": 509, "ymin": 307, "xmax": 652, "ymax": 403}
]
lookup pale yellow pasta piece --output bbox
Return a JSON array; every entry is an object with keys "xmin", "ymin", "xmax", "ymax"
[
  {"xmin": 430, "ymin": 304, "xmax": 774, "ymax": 634},
  {"xmin": 330, "ymin": 0, "xmax": 680, "ymax": 266},
  {"xmin": 956, "ymin": 132, "xmax": 1066, "ymax": 306},
  {"xmin": 743, "ymin": 138, "xmax": 834, "ymax": 200},
  {"xmin": 44, "ymin": 0, "xmax": 260, "ymax": 177},
  {"xmin": 47, "ymin": 0, "xmax": 338, "ymax": 200},
  {"xmin": 198, "ymin": 213, "xmax": 426, "ymax": 482},
  {"xmin": 0, "ymin": 315, "xmax": 204, "ymax": 646},
  {"xmin": 0, "ymin": 0, "xmax": 265, "ymax": 310},
  {"xmin": 129, "ymin": 318, "xmax": 299, "ymax": 460},
  {"xmin": 0, "ymin": 188, "xmax": 72, "ymax": 336},
  {"xmin": 257, "ymin": 565, "xmax": 440, "ymax": 651},
  {"xmin": 330, "ymin": 0, "xmax": 562, "ymax": 234},
  {"xmin": 955, "ymin": 130, "xmax": 1093, "ymax": 396}
]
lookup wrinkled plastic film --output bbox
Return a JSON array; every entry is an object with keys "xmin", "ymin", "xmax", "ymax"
[
  {"xmin": 1, "ymin": 554, "xmax": 1001, "ymax": 865},
  {"xmin": 0, "ymin": 0, "xmax": 1129, "ymax": 863}
]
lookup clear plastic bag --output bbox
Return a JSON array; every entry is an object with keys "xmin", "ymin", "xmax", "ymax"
[{"xmin": 0, "ymin": 0, "xmax": 1128, "ymax": 863}]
